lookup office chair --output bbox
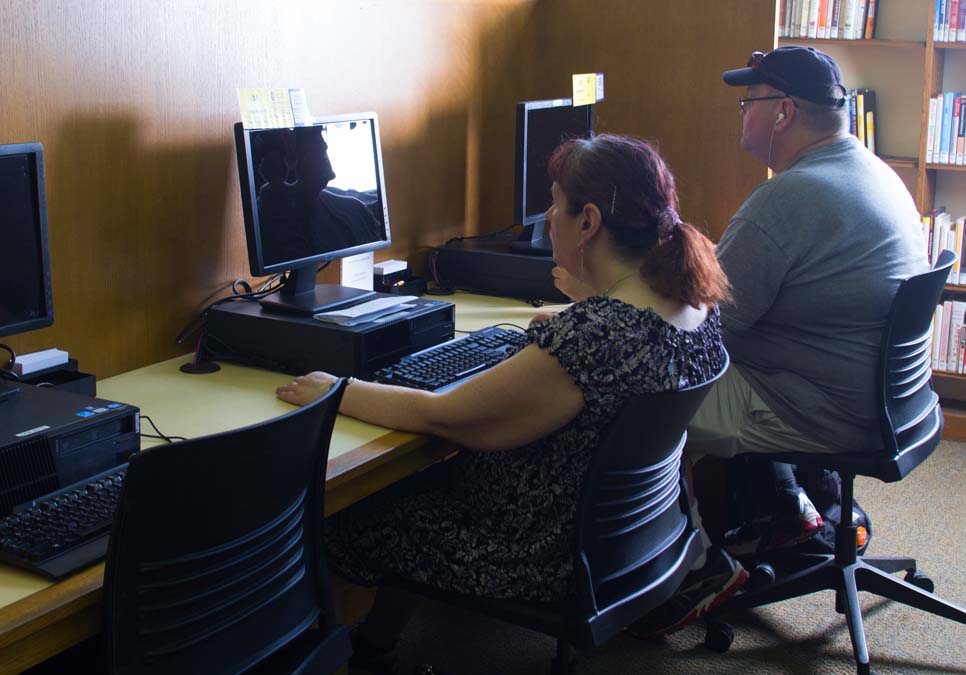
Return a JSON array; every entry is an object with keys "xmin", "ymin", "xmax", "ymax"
[
  {"xmin": 102, "ymin": 380, "xmax": 351, "ymax": 675},
  {"xmin": 717, "ymin": 249, "xmax": 966, "ymax": 675},
  {"xmin": 394, "ymin": 356, "xmax": 729, "ymax": 675}
]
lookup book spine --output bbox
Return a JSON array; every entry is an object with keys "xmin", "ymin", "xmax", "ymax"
[
  {"xmin": 830, "ymin": 0, "xmax": 843, "ymax": 37},
  {"xmin": 939, "ymin": 300, "xmax": 953, "ymax": 371},
  {"xmin": 817, "ymin": 0, "xmax": 830, "ymax": 37},
  {"xmin": 843, "ymin": 0, "xmax": 857, "ymax": 38},
  {"xmin": 957, "ymin": 216, "xmax": 966, "ymax": 284},
  {"xmin": 936, "ymin": 0, "xmax": 943, "ymax": 41},
  {"xmin": 865, "ymin": 110, "xmax": 875, "ymax": 154},
  {"xmin": 960, "ymin": 0, "xmax": 966, "ymax": 41},
  {"xmin": 951, "ymin": 0, "xmax": 961, "ymax": 42},
  {"xmin": 778, "ymin": 0, "xmax": 786, "ymax": 36},
  {"xmin": 927, "ymin": 97, "xmax": 939, "ymax": 164},
  {"xmin": 864, "ymin": 0, "xmax": 877, "ymax": 39},
  {"xmin": 854, "ymin": 0, "xmax": 868, "ymax": 39},
  {"xmin": 940, "ymin": 92, "xmax": 955, "ymax": 164},
  {"xmin": 801, "ymin": 0, "xmax": 812, "ymax": 37},
  {"xmin": 952, "ymin": 217, "xmax": 964, "ymax": 283},
  {"xmin": 932, "ymin": 94, "xmax": 946, "ymax": 163},
  {"xmin": 808, "ymin": 0, "xmax": 821, "ymax": 37},
  {"xmin": 848, "ymin": 90, "xmax": 858, "ymax": 136},
  {"xmin": 952, "ymin": 93, "xmax": 963, "ymax": 164},
  {"xmin": 933, "ymin": 303, "xmax": 944, "ymax": 369},
  {"xmin": 791, "ymin": 0, "xmax": 803, "ymax": 37},
  {"xmin": 950, "ymin": 301, "xmax": 966, "ymax": 373},
  {"xmin": 957, "ymin": 97, "xmax": 966, "ymax": 165},
  {"xmin": 828, "ymin": 0, "xmax": 838, "ymax": 37},
  {"xmin": 941, "ymin": 0, "xmax": 950, "ymax": 40},
  {"xmin": 856, "ymin": 91, "xmax": 866, "ymax": 144}
]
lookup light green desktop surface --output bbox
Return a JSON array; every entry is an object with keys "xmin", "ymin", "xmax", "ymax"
[{"xmin": 0, "ymin": 292, "xmax": 561, "ymax": 607}]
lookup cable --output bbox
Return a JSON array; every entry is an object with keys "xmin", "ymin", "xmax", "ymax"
[
  {"xmin": 175, "ymin": 274, "xmax": 285, "ymax": 345},
  {"xmin": 0, "ymin": 343, "xmax": 15, "ymax": 371},
  {"xmin": 139, "ymin": 415, "xmax": 187, "ymax": 443}
]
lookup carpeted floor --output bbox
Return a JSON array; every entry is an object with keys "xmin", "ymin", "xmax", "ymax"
[{"xmin": 394, "ymin": 441, "xmax": 966, "ymax": 675}]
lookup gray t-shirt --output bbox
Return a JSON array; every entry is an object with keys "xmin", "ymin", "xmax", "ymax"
[{"xmin": 718, "ymin": 135, "xmax": 928, "ymax": 451}]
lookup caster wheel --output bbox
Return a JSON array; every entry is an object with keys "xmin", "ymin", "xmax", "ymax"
[
  {"xmin": 904, "ymin": 570, "xmax": 934, "ymax": 593},
  {"xmin": 704, "ymin": 620, "xmax": 734, "ymax": 653},
  {"xmin": 749, "ymin": 563, "xmax": 776, "ymax": 589}
]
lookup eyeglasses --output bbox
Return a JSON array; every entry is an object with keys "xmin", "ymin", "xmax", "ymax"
[{"xmin": 738, "ymin": 95, "xmax": 788, "ymax": 112}]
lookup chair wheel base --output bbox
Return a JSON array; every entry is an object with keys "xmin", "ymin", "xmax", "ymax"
[
  {"xmin": 748, "ymin": 563, "xmax": 776, "ymax": 589},
  {"xmin": 904, "ymin": 570, "xmax": 934, "ymax": 593},
  {"xmin": 704, "ymin": 619, "xmax": 734, "ymax": 653}
]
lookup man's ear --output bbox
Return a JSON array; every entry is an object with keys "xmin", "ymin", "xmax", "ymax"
[{"xmin": 579, "ymin": 202, "xmax": 603, "ymax": 247}]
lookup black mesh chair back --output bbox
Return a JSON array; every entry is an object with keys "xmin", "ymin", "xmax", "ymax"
[
  {"xmin": 103, "ymin": 381, "xmax": 350, "ymax": 675},
  {"xmin": 876, "ymin": 248, "xmax": 953, "ymax": 481},
  {"xmin": 720, "ymin": 251, "xmax": 966, "ymax": 675},
  {"xmin": 572, "ymin": 353, "xmax": 728, "ymax": 646},
  {"xmin": 394, "ymin": 355, "xmax": 729, "ymax": 674}
]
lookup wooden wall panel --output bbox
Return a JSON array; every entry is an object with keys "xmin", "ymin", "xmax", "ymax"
[
  {"xmin": 1, "ymin": 0, "xmax": 774, "ymax": 381},
  {"xmin": 0, "ymin": 0, "xmax": 531, "ymax": 378},
  {"xmin": 473, "ymin": 0, "xmax": 776, "ymax": 244}
]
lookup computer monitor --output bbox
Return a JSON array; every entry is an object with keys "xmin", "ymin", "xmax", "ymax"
[
  {"xmin": 511, "ymin": 98, "xmax": 594, "ymax": 255},
  {"xmin": 0, "ymin": 142, "xmax": 53, "ymax": 402},
  {"xmin": 233, "ymin": 112, "xmax": 392, "ymax": 314}
]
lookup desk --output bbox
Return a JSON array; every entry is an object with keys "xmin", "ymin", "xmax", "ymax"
[{"xmin": 0, "ymin": 292, "xmax": 555, "ymax": 674}]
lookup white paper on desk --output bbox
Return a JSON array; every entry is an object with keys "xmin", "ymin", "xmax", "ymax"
[
  {"xmin": 313, "ymin": 296, "xmax": 419, "ymax": 326},
  {"xmin": 341, "ymin": 251, "xmax": 374, "ymax": 290}
]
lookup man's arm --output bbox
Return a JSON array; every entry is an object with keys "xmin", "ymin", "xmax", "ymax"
[
  {"xmin": 277, "ymin": 343, "xmax": 584, "ymax": 452},
  {"xmin": 717, "ymin": 217, "xmax": 792, "ymax": 338}
]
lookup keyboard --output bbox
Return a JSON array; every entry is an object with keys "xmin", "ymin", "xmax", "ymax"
[
  {"xmin": 0, "ymin": 466, "xmax": 126, "ymax": 579},
  {"xmin": 374, "ymin": 326, "xmax": 528, "ymax": 391}
]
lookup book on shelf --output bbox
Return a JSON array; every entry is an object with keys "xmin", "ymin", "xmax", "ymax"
[
  {"xmin": 935, "ymin": 0, "xmax": 966, "ymax": 41},
  {"xmin": 927, "ymin": 97, "xmax": 939, "ymax": 165},
  {"xmin": 778, "ymin": 0, "xmax": 876, "ymax": 38},
  {"xmin": 932, "ymin": 303, "xmax": 944, "ymax": 369},
  {"xmin": 940, "ymin": 92, "xmax": 955, "ymax": 165},
  {"xmin": 950, "ymin": 301, "xmax": 966, "ymax": 374},
  {"xmin": 847, "ymin": 88, "xmax": 875, "ymax": 152},
  {"xmin": 957, "ymin": 98, "xmax": 966, "ymax": 165},
  {"xmin": 952, "ymin": 94, "xmax": 963, "ymax": 165},
  {"xmin": 939, "ymin": 299, "xmax": 952, "ymax": 371}
]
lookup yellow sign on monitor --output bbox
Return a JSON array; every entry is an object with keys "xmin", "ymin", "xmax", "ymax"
[{"xmin": 572, "ymin": 73, "xmax": 604, "ymax": 106}]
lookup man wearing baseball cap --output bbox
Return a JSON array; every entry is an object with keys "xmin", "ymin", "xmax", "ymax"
[{"xmin": 631, "ymin": 46, "xmax": 928, "ymax": 638}]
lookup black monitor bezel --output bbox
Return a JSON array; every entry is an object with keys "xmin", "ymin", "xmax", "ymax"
[
  {"xmin": 0, "ymin": 142, "xmax": 53, "ymax": 339},
  {"xmin": 233, "ymin": 112, "xmax": 393, "ymax": 279},
  {"xmin": 513, "ymin": 98, "xmax": 595, "ymax": 228}
]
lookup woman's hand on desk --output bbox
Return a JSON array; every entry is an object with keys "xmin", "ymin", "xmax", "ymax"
[{"xmin": 276, "ymin": 372, "xmax": 337, "ymax": 407}]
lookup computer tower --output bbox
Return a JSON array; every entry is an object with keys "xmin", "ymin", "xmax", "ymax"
[
  {"xmin": 204, "ymin": 296, "xmax": 455, "ymax": 379},
  {"xmin": 433, "ymin": 236, "xmax": 569, "ymax": 304}
]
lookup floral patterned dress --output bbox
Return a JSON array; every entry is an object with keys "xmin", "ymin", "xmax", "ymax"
[{"xmin": 325, "ymin": 297, "xmax": 727, "ymax": 602}]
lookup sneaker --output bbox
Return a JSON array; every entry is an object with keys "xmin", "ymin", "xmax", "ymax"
[
  {"xmin": 724, "ymin": 489, "xmax": 825, "ymax": 558},
  {"xmin": 626, "ymin": 547, "xmax": 749, "ymax": 638}
]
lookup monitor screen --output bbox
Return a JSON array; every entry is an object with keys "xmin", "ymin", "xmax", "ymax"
[
  {"xmin": 235, "ymin": 114, "xmax": 391, "ymax": 276},
  {"xmin": 515, "ymin": 99, "xmax": 595, "ymax": 227},
  {"xmin": 0, "ymin": 143, "xmax": 52, "ymax": 339}
]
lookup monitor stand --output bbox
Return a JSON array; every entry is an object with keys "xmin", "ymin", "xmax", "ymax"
[
  {"xmin": 260, "ymin": 284, "xmax": 376, "ymax": 316},
  {"xmin": 508, "ymin": 222, "xmax": 553, "ymax": 257}
]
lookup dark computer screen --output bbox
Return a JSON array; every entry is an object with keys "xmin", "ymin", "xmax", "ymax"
[
  {"xmin": 234, "ymin": 113, "xmax": 391, "ymax": 313},
  {"xmin": 511, "ymin": 99, "xmax": 594, "ymax": 255},
  {"xmin": 0, "ymin": 143, "xmax": 52, "ymax": 339},
  {"xmin": 515, "ymin": 99, "xmax": 595, "ymax": 227}
]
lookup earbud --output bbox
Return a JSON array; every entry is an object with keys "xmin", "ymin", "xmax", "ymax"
[{"xmin": 776, "ymin": 112, "xmax": 786, "ymax": 123}]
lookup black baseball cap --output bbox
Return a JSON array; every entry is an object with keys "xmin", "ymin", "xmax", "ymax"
[{"xmin": 723, "ymin": 46, "xmax": 847, "ymax": 108}]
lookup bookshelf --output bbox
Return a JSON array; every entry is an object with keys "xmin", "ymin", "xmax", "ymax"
[{"xmin": 780, "ymin": 1, "xmax": 966, "ymax": 439}]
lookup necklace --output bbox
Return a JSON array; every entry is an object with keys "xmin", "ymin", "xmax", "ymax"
[{"xmin": 600, "ymin": 273, "xmax": 635, "ymax": 298}]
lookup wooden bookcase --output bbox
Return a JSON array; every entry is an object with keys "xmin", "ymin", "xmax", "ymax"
[{"xmin": 779, "ymin": 1, "xmax": 966, "ymax": 439}]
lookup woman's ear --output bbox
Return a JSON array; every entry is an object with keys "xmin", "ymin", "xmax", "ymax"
[{"xmin": 579, "ymin": 202, "xmax": 603, "ymax": 247}]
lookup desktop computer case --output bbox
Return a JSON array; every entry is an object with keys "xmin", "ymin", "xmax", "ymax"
[
  {"xmin": 205, "ymin": 296, "xmax": 455, "ymax": 379},
  {"xmin": 434, "ymin": 238, "xmax": 569, "ymax": 304},
  {"xmin": 0, "ymin": 386, "xmax": 140, "ymax": 516}
]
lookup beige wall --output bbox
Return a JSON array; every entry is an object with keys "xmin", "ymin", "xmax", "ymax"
[{"xmin": 1, "ymin": 0, "xmax": 773, "ymax": 379}]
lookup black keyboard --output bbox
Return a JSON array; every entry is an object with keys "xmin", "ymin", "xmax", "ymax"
[
  {"xmin": 374, "ymin": 326, "xmax": 528, "ymax": 391},
  {"xmin": 0, "ymin": 466, "xmax": 126, "ymax": 579}
]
